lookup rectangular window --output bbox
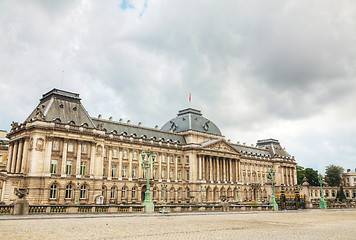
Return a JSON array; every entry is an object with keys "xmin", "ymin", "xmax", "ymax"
[
  {"xmin": 103, "ymin": 164, "xmax": 106, "ymax": 177},
  {"xmin": 170, "ymin": 169, "xmax": 174, "ymax": 180},
  {"xmin": 53, "ymin": 141, "xmax": 59, "ymax": 151},
  {"xmin": 122, "ymin": 166, "xmax": 127, "ymax": 178},
  {"xmin": 112, "ymin": 165, "xmax": 116, "ymax": 177},
  {"xmin": 111, "ymin": 187, "xmax": 115, "ymax": 199},
  {"xmin": 186, "ymin": 170, "xmax": 190, "ymax": 181},
  {"xmin": 132, "ymin": 188, "xmax": 136, "ymax": 199},
  {"xmin": 153, "ymin": 168, "xmax": 157, "ymax": 179},
  {"xmin": 162, "ymin": 155, "xmax": 165, "ymax": 163},
  {"xmin": 170, "ymin": 156, "xmax": 174, "ymax": 164},
  {"xmin": 177, "ymin": 157, "xmax": 181, "ymax": 163},
  {"xmin": 82, "ymin": 144, "xmax": 87, "ymax": 153},
  {"xmin": 80, "ymin": 162, "xmax": 86, "ymax": 175},
  {"xmin": 178, "ymin": 170, "xmax": 181, "ymax": 180},
  {"xmin": 133, "ymin": 152, "xmax": 137, "ymax": 159},
  {"xmin": 123, "ymin": 151, "xmax": 127, "ymax": 159},
  {"xmin": 65, "ymin": 185, "xmax": 72, "ymax": 199},
  {"xmin": 66, "ymin": 161, "xmax": 72, "ymax": 174},
  {"xmin": 113, "ymin": 149, "xmax": 118, "ymax": 158},
  {"xmin": 186, "ymin": 156, "xmax": 189, "ymax": 164},
  {"xmin": 132, "ymin": 166, "xmax": 137, "ymax": 178},
  {"xmin": 51, "ymin": 160, "xmax": 57, "ymax": 174},
  {"xmin": 162, "ymin": 169, "xmax": 165, "ymax": 179},
  {"xmin": 68, "ymin": 142, "xmax": 74, "ymax": 152}
]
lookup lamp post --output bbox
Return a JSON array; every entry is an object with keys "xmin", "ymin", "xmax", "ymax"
[
  {"xmin": 75, "ymin": 181, "xmax": 79, "ymax": 205},
  {"xmin": 318, "ymin": 174, "xmax": 327, "ymax": 209},
  {"xmin": 238, "ymin": 186, "xmax": 241, "ymax": 203},
  {"xmin": 201, "ymin": 185, "xmax": 207, "ymax": 203},
  {"xmin": 141, "ymin": 149, "xmax": 156, "ymax": 213},
  {"xmin": 161, "ymin": 183, "xmax": 167, "ymax": 205},
  {"xmin": 268, "ymin": 168, "xmax": 278, "ymax": 211}
]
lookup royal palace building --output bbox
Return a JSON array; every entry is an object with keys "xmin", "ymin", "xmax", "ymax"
[{"xmin": 0, "ymin": 89, "xmax": 297, "ymax": 205}]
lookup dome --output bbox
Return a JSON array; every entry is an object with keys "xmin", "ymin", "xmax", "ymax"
[{"xmin": 161, "ymin": 108, "xmax": 222, "ymax": 136}]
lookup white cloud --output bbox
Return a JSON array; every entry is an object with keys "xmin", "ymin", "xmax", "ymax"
[{"xmin": 1, "ymin": 0, "xmax": 356, "ymax": 173}]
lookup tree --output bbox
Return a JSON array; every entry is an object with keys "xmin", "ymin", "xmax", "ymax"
[
  {"xmin": 296, "ymin": 165, "xmax": 319, "ymax": 186},
  {"xmin": 296, "ymin": 165, "xmax": 305, "ymax": 185},
  {"xmin": 336, "ymin": 185, "xmax": 347, "ymax": 202},
  {"xmin": 325, "ymin": 165, "xmax": 344, "ymax": 187},
  {"xmin": 304, "ymin": 168, "xmax": 319, "ymax": 186}
]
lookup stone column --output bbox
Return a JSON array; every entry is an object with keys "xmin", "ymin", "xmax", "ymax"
[
  {"xmin": 11, "ymin": 141, "xmax": 18, "ymax": 173},
  {"xmin": 6, "ymin": 143, "xmax": 13, "ymax": 173},
  {"xmin": 217, "ymin": 157, "xmax": 220, "ymax": 182},
  {"xmin": 158, "ymin": 153, "xmax": 162, "ymax": 182},
  {"xmin": 201, "ymin": 155, "xmax": 205, "ymax": 181},
  {"xmin": 281, "ymin": 167, "xmax": 285, "ymax": 185},
  {"xmin": 61, "ymin": 140, "xmax": 68, "ymax": 176},
  {"xmin": 128, "ymin": 150, "xmax": 133, "ymax": 180},
  {"xmin": 15, "ymin": 140, "xmax": 23, "ymax": 173},
  {"xmin": 118, "ymin": 148, "xmax": 123, "ymax": 180},
  {"xmin": 223, "ymin": 158, "xmax": 226, "ymax": 182},
  {"xmin": 89, "ymin": 142, "xmax": 95, "ymax": 177},
  {"xmin": 44, "ymin": 139, "xmax": 52, "ymax": 175},
  {"xmin": 293, "ymin": 168, "xmax": 297, "ymax": 185},
  {"xmin": 209, "ymin": 156, "xmax": 213, "ymax": 182},
  {"xmin": 108, "ymin": 147, "xmax": 112, "ymax": 180},
  {"xmin": 198, "ymin": 155, "xmax": 202, "ymax": 180},
  {"xmin": 167, "ymin": 155, "xmax": 170, "ymax": 182},
  {"xmin": 76, "ymin": 141, "xmax": 82, "ymax": 176},
  {"xmin": 21, "ymin": 138, "xmax": 29, "ymax": 173},
  {"xmin": 174, "ymin": 155, "xmax": 178, "ymax": 182},
  {"xmin": 138, "ymin": 150, "xmax": 143, "ymax": 179},
  {"xmin": 238, "ymin": 161, "xmax": 242, "ymax": 182},
  {"xmin": 229, "ymin": 158, "xmax": 233, "ymax": 182}
]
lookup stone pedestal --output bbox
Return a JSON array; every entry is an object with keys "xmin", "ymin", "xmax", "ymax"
[
  {"xmin": 221, "ymin": 202, "xmax": 229, "ymax": 212},
  {"xmin": 13, "ymin": 199, "xmax": 29, "ymax": 215},
  {"xmin": 142, "ymin": 201, "xmax": 154, "ymax": 213}
]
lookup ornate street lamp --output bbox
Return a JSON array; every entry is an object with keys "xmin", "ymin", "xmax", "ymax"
[
  {"xmin": 141, "ymin": 149, "xmax": 156, "ymax": 213},
  {"xmin": 161, "ymin": 183, "xmax": 167, "ymax": 205},
  {"xmin": 201, "ymin": 185, "xmax": 207, "ymax": 203},
  {"xmin": 318, "ymin": 174, "xmax": 327, "ymax": 209},
  {"xmin": 238, "ymin": 186, "xmax": 241, "ymax": 203},
  {"xmin": 268, "ymin": 168, "xmax": 278, "ymax": 211},
  {"xmin": 75, "ymin": 181, "xmax": 79, "ymax": 205}
]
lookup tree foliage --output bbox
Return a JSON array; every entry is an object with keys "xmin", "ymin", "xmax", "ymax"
[
  {"xmin": 296, "ymin": 165, "xmax": 319, "ymax": 186},
  {"xmin": 325, "ymin": 165, "xmax": 344, "ymax": 187},
  {"xmin": 336, "ymin": 185, "xmax": 347, "ymax": 202}
]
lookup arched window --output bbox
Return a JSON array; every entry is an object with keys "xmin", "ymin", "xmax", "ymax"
[
  {"xmin": 121, "ymin": 187, "xmax": 126, "ymax": 199},
  {"xmin": 153, "ymin": 188, "xmax": 157, "ymax": 199},
  {"xmin": 132, "ymin": 187, "xmax": 136, "ymax": 199},
  {"xmin": 186, "ymin": 188, "xmax": 190, "ymax": 198},
  {"xmin": 50, "ymin": 184, "xmax": 57, "ymax": 199},
  {"xmin": 170, "ymin": 188, "xmax": 174, "ymax": 200},
  {"xmin": 80, "ymin": 185, "xmax": 87, "ymax": 199},
  {"xmin": 178, "ymin": 188, "xmax": 182, "ymax": 199},
  {"xmin": 65, "ymin": 185, "xmax": 72, "ymax": 199},
  {"xmin": 111, "ymin": 187, "xmax": 116, "ymax": 199}
]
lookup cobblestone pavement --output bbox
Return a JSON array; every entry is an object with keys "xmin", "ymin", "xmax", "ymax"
[{"xmin": 0, "ymin": 209, "xmax": 355, "ymax": 240}]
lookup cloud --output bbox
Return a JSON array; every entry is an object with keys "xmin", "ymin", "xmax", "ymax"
[{"xmin": 1, "ymin": 0, "xmax": 356, "ymax": 173}]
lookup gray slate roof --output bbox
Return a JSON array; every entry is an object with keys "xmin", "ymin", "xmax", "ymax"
[
  {"xmin": 161, "ymin": 108, "xmax": 222, "ymax": 136},
  {"xmin": 92, "ymin": 118, "xmax": 186, "ymax": 144},
  {"xmin": 25, "ymin": 89, "xmax": 95, "ymax": 128}
]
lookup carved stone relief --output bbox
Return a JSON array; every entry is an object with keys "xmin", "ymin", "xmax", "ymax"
[{"xmin": 35, "ymin": 138, "xmax": 44, "ymax": 151}]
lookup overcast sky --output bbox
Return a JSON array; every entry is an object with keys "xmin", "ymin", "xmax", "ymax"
[{"xmin": 1, "ymin": 0, "xmax": 356, "ymax": 174}]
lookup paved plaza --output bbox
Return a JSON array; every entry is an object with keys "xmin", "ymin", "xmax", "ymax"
[{"xmin": 0, "ymin": 209, "xmax": 355, "ymax": 239}]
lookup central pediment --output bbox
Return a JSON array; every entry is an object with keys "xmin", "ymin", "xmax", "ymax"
[{"xmin": 200, "ymin": 139, "xmax": 240, "ymax": 154}]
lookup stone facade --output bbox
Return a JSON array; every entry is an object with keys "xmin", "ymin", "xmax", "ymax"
[{"xmin": 0, "ymin": 89, "xmax": 297, "ymax": 205}]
